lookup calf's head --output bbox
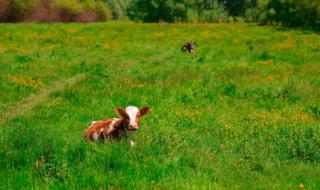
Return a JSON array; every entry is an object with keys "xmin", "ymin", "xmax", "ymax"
[{"xmin": 115, "ymin": 106, "xmax": 150, "ymax": 130}]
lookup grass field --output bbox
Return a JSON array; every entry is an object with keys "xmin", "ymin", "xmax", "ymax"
[{"xmin": 0, "ymin": 23, "xmax": 319, "ymax": 189}]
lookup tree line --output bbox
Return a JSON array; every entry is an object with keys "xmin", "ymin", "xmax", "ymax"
[{"xmin": 0, "ymin": 0, "xmax": 319, "ymax": 28}]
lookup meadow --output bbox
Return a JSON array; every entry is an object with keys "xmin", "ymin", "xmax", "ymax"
[{"xmin": 0, "ymin": 23, "xmax": 319, "ymax": 189}]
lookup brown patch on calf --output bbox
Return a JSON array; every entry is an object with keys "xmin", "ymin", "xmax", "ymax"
[{"xmin": 84, "ymin": 119, "xmax": 115, "ymax": 142}]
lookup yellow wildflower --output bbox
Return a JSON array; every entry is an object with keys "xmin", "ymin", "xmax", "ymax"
[
  {"xmin": 299, "ymin": 114, "xmax": 312, "ymax": 122},
  {"xmin": 152, "ymin": 32, "xmax": 165, "ymax": 37},
  {"xmin": 256, "ymin": 60, "xmax": 272, "ymax": 65},
  {"xmin": 0, "ymin": 47, "xmax": 5, "ymax": 53},
  {"xmin": 67, "ymin": 28, "xmax": 78, "ymax": 33},
  {"xmin": 103, "ymin": 43, "xmax": 110, "ymax": 49}
]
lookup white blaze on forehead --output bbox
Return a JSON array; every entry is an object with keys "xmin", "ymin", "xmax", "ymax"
[{"xmin": 125, "ymin": 106, "xmax": 139, "ymax": 123}]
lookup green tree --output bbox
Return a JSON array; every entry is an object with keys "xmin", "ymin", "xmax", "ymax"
[
  {"xmin": 9, "ymin": 0, "xmax": 38, "ymax": 21},
  {"xmin": 105, "ymin": 0, "xmax": 131, "ymax": 19},
  {"xmin": 131, "ymin": 0, "xmax": 187, "ymax": 22},
  {"xmin": 265, "ymin": 0, "xmax": 320, "ymax": 28},
  {"xmin": 218, "ymin": 0, "xmax": 257, "ymax": 16}
]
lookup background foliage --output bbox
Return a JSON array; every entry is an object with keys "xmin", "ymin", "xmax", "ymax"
[
  {"xmin": 0, "ymin": 0, "xmax": 319, "ymax": 28},
  {"xmin": 0, "ymin": 0, "xmax": 112, "ymax": 22}
]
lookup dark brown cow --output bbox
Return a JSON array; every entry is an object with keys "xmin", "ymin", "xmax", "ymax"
[{"xmin": 181, "ymin": 41, "xmax": 198, "ymax": 53}]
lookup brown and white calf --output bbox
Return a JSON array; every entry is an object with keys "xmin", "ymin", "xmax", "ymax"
[{"xmin": 84, "ymin": 106, "xmax": 150, "ymax": 147}]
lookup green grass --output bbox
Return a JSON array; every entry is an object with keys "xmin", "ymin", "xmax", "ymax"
[{"xmin": 0, "ymin": 23, "xmax": 319, "ymax": 189}]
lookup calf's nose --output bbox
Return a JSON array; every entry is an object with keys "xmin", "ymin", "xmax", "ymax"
[{"xmin": 129, "ymin": 123, "xmax": 138, "ymax": 130}]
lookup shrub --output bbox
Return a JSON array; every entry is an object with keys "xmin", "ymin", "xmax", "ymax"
[
  {"xmin": 106, "ymin": 0, "xmax": 131, "ymax": 20},
  {"xmin": 244, "ymin": 8, "xmax": 259, "ymax": 22},
  {"xmin": 9, "ymin": 0, "xmax": 38, "ymax": 21},
  {"xmin": 198, "ymin": 3, "xmax": 229, "ymax": 23},
  {"xmin": 94, "ymin": 1, "xmax": 112, "ymax": 21},
  {"xmin": 185, "ymin": 8, "xmax": 198, "ymax": 23},
  {"xmin": 80, "ymin": 0, "xmax": 112, "ymax": 21},
  {"xmin": 262, "ymin": 0, "xmax": 320, "ymax": 28},
  {"xmin": 25, "ymin": 0, "xmax": 60, "ymax": 22},
  {"xmin": 54, "ymin": 0, "xmax": 82, "ymax": 14},
  {"xmin": 0, "ymin": 0, "xmax": 113, "ymax": 22},
  {"xmin": 0, "ymin": 0, "xmax": 11, "ymax": 21}
]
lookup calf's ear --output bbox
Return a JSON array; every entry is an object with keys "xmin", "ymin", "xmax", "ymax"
[
  {"xmin": 115, "ymin": 107, "xmax": 129, "ymax": 118},
  {"xmin": 140, "ymin": 107, "xmax": 150, "ymax": 116}
]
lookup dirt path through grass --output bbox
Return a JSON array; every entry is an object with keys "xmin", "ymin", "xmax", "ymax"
[
  {"xmin": 0, "ymin": 50, "xmax": 176, "ymax": 125},
  {"xmin": 0, "ymin": 74, "xmax": 86, "ymax": 124}
]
